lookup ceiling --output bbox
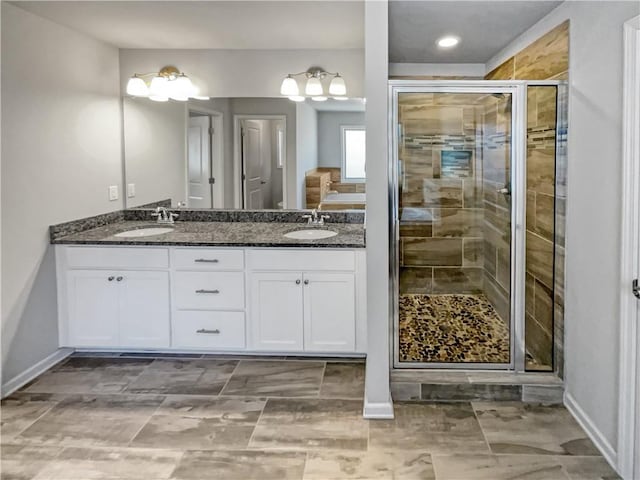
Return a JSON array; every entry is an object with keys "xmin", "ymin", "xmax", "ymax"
[
  {"xmin": 389, "ymin": 1, "xmax": 562, "ymax": 63},
  {"xmin": 12, "ymin": 1, "xmax": 365, "ymax": 50}
]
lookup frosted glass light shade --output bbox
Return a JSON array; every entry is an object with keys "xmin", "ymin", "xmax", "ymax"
[
  {"xmin": 329, "ymin": 75, "xmax": 346, "ymax": 96},
  {"xmin": 280, "ymin": 76, "xmax": 299, "ymax": 96},
  {"xmin": 126, "ymin": 76, "xmax": 149, "ymax": 96},
  {"xmin": 149, "ymin": 76, "xmax": 169, "ymax": 97},
  {"xmin": 149, "ymin": 95, "xmax": 169, "ymax": 102},
  {"xmin": 311, "ymin": 96, "xmax": 327, "ymax": 102},
  {"xmin": 288, "ymin": 96, "xmax": 306, "ymax": 102},
  {"xmin": 174, "ymin": 74, "xmax": 196, "ymax": 97},
  {"xmin": 305, "ymin": 76, "xmax": 323, "ymax": 96}
]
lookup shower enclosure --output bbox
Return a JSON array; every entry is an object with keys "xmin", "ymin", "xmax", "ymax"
[{"xmin": 390, "ymin": 81, "xmax": 566, "ymax": 372}]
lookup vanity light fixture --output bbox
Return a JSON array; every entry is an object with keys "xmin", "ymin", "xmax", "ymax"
[
  {"xmin": 126, "ymin": 66, "xmax": 209, "ymax": 102},
  {"xmin": 437, "ymin": 35, "xmax": 460, "ymax": 48},
  {"xmin": 280, "ymin": 67, "xmax": 348, "ymax": 102}
]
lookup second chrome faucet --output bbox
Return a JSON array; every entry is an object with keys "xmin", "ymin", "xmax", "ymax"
[{"xmin": 302, "ymin": 209, "xmax": 330, "ymax": 225}]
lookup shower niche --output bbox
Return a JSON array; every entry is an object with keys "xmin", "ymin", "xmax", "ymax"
[{"xmin": 391, "ymin": 81, "xmax": 565, "ymax": 373}]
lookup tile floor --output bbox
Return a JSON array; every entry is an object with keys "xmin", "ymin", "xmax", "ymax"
[
  {"xmin": 1, "ymin": 354, "xmax": 619, "ymax": 480},
  {"xmin": 399, "ymin": 294, "xmax": 511, "ymax": 364}
]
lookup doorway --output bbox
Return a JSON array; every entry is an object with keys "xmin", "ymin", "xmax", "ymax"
[
  {"xmin": 186, "ymin": 108, "xmax": 224, "ymax": 208},
  {"xmin": 233, "ymin": 115, "xmax": 287, "ymax": 210}
]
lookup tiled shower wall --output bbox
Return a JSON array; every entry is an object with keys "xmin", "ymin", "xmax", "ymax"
[
  {"xmin": 480, "ymin": 96, "xmax": 512, "ymax": 325},
  {"xmin": 486, "ymin": 20, "xmax": 569, "ymax": 373},
  {"xmin": 398, "ymin": 94, "xmax": 485, "ymax": 295}
]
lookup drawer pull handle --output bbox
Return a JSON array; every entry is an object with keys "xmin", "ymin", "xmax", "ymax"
[
  {"xmin": 194, "ymin": 258, "xmax": 219, "ymax": 263},
  {"xmin": 196, "ymin": 328, "xmax": 221, "ymax": 335},
  {"xmin": 195, "ymin": 289, "xmax": 220, "ymax": 294}
]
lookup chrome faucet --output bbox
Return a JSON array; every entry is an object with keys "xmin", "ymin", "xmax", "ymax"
[
  {"xmin": 302, "ymin": 209, "xmax": 330, "ymax": 225},
  {"xmin": 151, "ymin": 206, "xmax": 178, "ymax": 224}
]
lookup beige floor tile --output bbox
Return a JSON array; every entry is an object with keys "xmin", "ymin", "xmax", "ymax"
[
  {"xmin": 369, "ymin": 402, "xmax": 489, "ymax": 454},
  {"xmin": 250, "ymin": 398, "xmax": 368, "ymax": 451},
  {"xmin": 1, "ymin": 393, "xmax": 60, "ymax": 441},
  {"xmin": 320, "ymin": 363, "xmax": 365, "ymax": 399},
  {"xmin": 303, "ymin": 450, "xmax": 435, "ymax": 480},
  {"xmin": 31, "ymin": 447, "xmax": 182, "ymax": 479},
  {"xmin": 131, "ymin": 396, "xmax": 264, "ymax": 450},
  {"xmin": 0, "ymin": 444, "xmax": 62, "ymax": 480},
  {"xmin": 558, "ymin": 456, "xmax": 621, "ymax": 480},
  {"xmin": 170, "ymin": 450, "xmax": 306, "ymax": 480},
  {"xmin": 472, "ymin": 402, "xmax": 600, "ymax": 455},
  {"xmin": 432, "ymin": 454, "xmax": 570, "ymax": 480},
  {"xmin": 221, "ymin": 361, "xmax": 325, "ymax": 397},
  {"xmin": 17, "ymin": 394, "xmax": 164, "ymax": 448},
  {"xmin": 125, "ymin": 359, "xmax": 237, "ymax": 395}
]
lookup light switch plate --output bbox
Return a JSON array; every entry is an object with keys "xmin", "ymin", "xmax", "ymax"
[
  {"xmin": 108, "ymin": 185, "xmax": 119, "ymax": 201},
  {"xmin": 127, "ymin": 183, "xmax": 136, "ymax": 198}
]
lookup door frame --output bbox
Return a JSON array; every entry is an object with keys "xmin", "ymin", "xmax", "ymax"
[
  {"xmin": 233, "ymin": 115, "xmax": 287, "ymax": 209},
  {"xmin": 186, "ymin": 105, "xmax": 224, "ymax": 208},
  {"xmin": 388, "ymin": 80, "xmax": 528, "ymax": 370},
  {"xmin": 617, "ymin": 14, "xmax": 640, "ymax": 480}
]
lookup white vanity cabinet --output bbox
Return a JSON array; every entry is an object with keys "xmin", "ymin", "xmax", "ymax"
[
  {"xmin": 247, "ymin": 249, "xmax": 362, "ymax": 353},
  {"xmin": 59, "ymin": 248, "xmax": 170, "ymax": 348},
  {"xmin": 56, "ymin": 245, "xmax": 366, "ymax": 355}
]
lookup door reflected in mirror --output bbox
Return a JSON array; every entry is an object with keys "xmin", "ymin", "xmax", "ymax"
[{"xmin": 122, "ymin": 96, "xmax": 366, "ymax": 211}]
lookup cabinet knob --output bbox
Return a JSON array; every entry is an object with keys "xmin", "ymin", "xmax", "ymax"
[
  {"xmin": 296, "ymin": 279, "xmax": 301, "ymax": 285},
  {"xmin": 194, "ymin": 258, "xmax": 219, "ymax": 263},
  {"xmin": 116, "ymin": 276, "xmax": 123, "ymax": 282},
  {"xmin": 108, "ymin": 276, "xmax": 115, "ymax": 282},
  {"xmin": 195, "ymin": 289, "xmax": 220, "ymax": 294},
  {"xmin": 304, "ymin": 279, "xmax": 310, "ymax": 285}
]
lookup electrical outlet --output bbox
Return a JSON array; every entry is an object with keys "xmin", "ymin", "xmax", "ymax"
[
  {"xmin": 108, "ymin": 185, "xmax": 119, "ymax": 201},
  {"xmin": 127, "ymin": 183, "xmax": 136, "ymax": 198}
]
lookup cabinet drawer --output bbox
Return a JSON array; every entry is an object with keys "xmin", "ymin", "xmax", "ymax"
[
  {"xmin": 65, "ymin": 247, "xmax": 168, "ymax": 269},
  {"xmin": 248, "ymin": 249, "xmax": 355, "ymax": 271},
  {"xmin": 173, "ymin": 272, "xmax": 245, "ymax": 310},
  {"xmin": 172, "ymin": 248, "xmax": 244, "ymax": 271},
  {"xmin": 172, "ymin": 311, "xmax": 245, "ymax": 349}
]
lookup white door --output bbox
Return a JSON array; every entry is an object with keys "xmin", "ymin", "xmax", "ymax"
[
  {"xmin": 188, "ymin": 115, "xmax": 212, "ymax": 208},
  {"xmin": 66, "ymin": 270, "xmax": 119, "ymax": 347},
  {"xmin": 118, "ymin": 271, "xmax": 170, "ymax": 348},
  {"xmin": 242, "ymin": 120, "xmax": 264, "ymax": 209},
  {"xmin": 303, "ymin": 272, "xmax": 355, "ymax": 352},
  {"xmin": 250, "ymin": 272, "xmax": 303, "ymax": 351}
]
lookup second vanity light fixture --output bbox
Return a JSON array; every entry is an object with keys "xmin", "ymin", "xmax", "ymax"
[
  {"xmin": 280, "ymin": 67, "xmax": 347, "ymax": 102},
  {"xmin": 126, "ymin": 66, "xmax": 209, "ymax": 102}
]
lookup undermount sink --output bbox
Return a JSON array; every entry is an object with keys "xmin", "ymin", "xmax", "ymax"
[
  {"xmin": 284, "ymin": 229, "xmax": 338, "ymax": 240},
  {"xmin": 114, "ymin": 227, "xmax": 175, "ymax": 238}
]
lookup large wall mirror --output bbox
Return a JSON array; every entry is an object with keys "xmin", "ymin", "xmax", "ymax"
[{"xmin": 123, "ymin": 96, "xmax": 366, "ymax": 211}]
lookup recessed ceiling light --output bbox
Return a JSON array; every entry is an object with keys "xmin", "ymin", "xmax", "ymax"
[{"xmin": 437, "ymin": 36, "xmax": 460, "ymax": 48}]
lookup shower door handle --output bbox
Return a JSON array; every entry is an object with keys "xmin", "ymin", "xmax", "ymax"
[
  {"xmin": 633, "ymin": 279, "xmax": 640, "ymax": 300},
  {"xmin": 497, "ymin": 186, "xmax": 511, "ymax": 195}
]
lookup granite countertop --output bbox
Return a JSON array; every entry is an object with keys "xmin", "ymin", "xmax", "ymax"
[{"xmin": 51, "ymin": 220, "xmax": 365, "ymax": 249}]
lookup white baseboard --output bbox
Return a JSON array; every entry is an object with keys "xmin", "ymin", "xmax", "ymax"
[
  {"xmin": 1, "ymin": 348, "xmax": 74, "ymax": 398},
  {"xmin": 363, "ymin": 394, "xmax": 395, "ymax": 419},
  {"xmin": 564, "ymin": 391, "xmax": 618, "ymax": 473}
]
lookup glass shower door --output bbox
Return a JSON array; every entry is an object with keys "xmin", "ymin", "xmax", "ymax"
[{"xmin": 392, "ymin": 86, "xmax": 519, "ymax": 368}]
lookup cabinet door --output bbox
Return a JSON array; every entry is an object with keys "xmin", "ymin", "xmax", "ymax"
[
  {"xmin": 118, "ymin": 271, "xmax": 170, "ymax": 348},
  {"xmin": 250, "ymin": 272, "xmax": 303, "ymax": 351},
  {"xmin": 303, "ymin": 272, "xmax": 355, "ymax": 352},
  {"xmin": 66, "ymin": 270, "xmax": 119, "ymax": 347}
]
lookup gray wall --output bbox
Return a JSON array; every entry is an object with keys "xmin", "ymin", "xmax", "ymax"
[
  {"xmin": 1, "ymin": 4, "xmax": 123, "ymax": 385},
  {"xmin": 295, "ymin": 102, "xmax": 319, "ymax": 208},
  {"xmin": 123, "ymin": 99, "xmax": 186, "ymax": 207},
  {"xmin": 317, "ymin": 111, "xmax": 366, "ymax": 168},
  {"xmin": 487, "ymin": 0, "xmax": 640, "ymax": 458}
]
